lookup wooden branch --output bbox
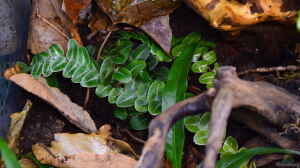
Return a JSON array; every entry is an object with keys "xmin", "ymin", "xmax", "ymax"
[{"xmin": 135, "ymin": 91, "xmax": 215, "ymax": 168}]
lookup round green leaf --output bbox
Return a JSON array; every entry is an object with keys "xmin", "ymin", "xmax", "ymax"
[
  {"xmin": 127, "ymin": 60, "xmax": 146, "ymax": 76},
  {"xmin": 112, "ymin": 67, "xmax": 132, "ymax": 83},
  {"xmin": 108, "ymin": 88, "xmax": 121, "ymax": 104},
  {"xmin": 134, "ymin": 97, "xmax": 148, "ymax": 112},
  {"xmin": 184, "ymin": 115, "xmax": 202, "ymax": 133},
  {"xmin": 202, "ymin": 51, "xmax": 217, "ymax": 64},
  {"xmin": 113, "ymin": 109, "xmax": 128, "ymax": 120},
  {"xmin": 95, "ymin": 85, "xmax": 112, "ymax": 98},
  {"xmin": 116, "ymin": 89, "xmax": 137, "ymax": 108},
  {"xmin": 221, "ymin": 136, "xmax": 239, "ymax": 155},
  {"xmin": 193, "ymin": 129, "xmax": 208, "ymax": 145},
  {"xmin": 192, "ymin": 47, "xmax": 208, "ymax": 62},
  {"xmin": 129, "ymin": 115, "xmax": 149, "ymax": 131},
  {"xmin": 191, "ymin": 60, "xmax": 209, "ymax": 73},
  {"xmin": 199, "ymin": 72, "xmax": 216, "ymax": 85}
]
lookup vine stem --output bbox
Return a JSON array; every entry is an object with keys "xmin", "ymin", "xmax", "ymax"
[{"xmin": 96, "ymin": 31, "xmax": 112, "ymax": 61}]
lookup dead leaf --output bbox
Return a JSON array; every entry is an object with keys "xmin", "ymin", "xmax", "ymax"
[
  {"xmin": 19, "ymin": 158, "xmax": 38, "ymax": 168},
  {"xmin": 97, "ymin": 0, "xmax": 179, "ymax": 27},
  {"xmin": 62, "ymin": 0, "xmax": 92, "ymax": 24},
  {"xmin": 6, "ymin": 73, "xmax": 97, "ymax": 133},
  {"xmin": 7, "ymin": 100, "xmax": 32, "ymax": 154},
  {"xmin": 32, "ymin": 125, "xmax": 137, "ymax": 168},
  {"xmin": 88, "ymin": 10, "xmax": 112, "ymax": 33},
  {"xmin": 140, "ymin": 15, "xmax": 172, "ymax": 53},
  {"xmin": 185, "ymin": 0, "xmax": 299, "ymax": 30},
  {"xmin": 28, "ymin": 0, "xmax": 69, "ymax": 54}
]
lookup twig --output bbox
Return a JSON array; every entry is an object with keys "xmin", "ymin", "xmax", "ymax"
[
  {"xmin": 238, "ymin": 65, "xmax": 300, "ymax": 75},
  {"xmin": 124, "ymin": 129, "xmax": 145, "ymax": 144},
  {"xmin": 36, "ymin": 5, "xmax": 69, "ymax": 39},
  {"xmin": 83, "ymin": 88, "xmax": 91, "ymax": 109},
  {"xmin": 96, "ymin": 31, "xmax": 112, "ymax": 61}
]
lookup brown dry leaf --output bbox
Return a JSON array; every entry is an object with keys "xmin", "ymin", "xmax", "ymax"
[
  {"xmin": 88, "ymin": 10, "xmax": 112, "ymax": 33},
  {"xmin": 28, "ymin": 0, "xmax": 69, "ymax": 54},
  {"xmin": 186, "ymin": 0, "xmax": 299, "ymax": 30},
  {"xmin": 19, "ymin": 158, "xmax": 38, "ymax": 168},
  {"xmin": 7, "ymin": 100, "xmax": 32, "ymax": 154},
  {"xmin": 97, "ymin": 0, "xmax": 179, "ymax": 27},
  {"xmin": 32, "ymin": 125, "xmax": 137, "ymax": 168},
  {"xmin": 62, "ymin": 0, "xmax": 92, "ymax": 24},
  {"xmin": 140, "ymin": 15, "xmax": 172, "ymax": 53},
  {"xmin": 6, "ymin": 73, "xmax": 97, "ymax": 133}
]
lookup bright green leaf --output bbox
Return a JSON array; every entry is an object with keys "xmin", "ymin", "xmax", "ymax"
[
  {"xmin": 112, "ymin": 67, "xmax": 132, "ymax": 83},
  {"xmin": 191, "ymin": 61, "xmax": 210, "ymax": 73},
  {"xmin": 203, "ymin": 51, "xmax": 217, "ymax": 64},
  {"xmin": 193, "ymin": 129, "xmax": 208, "ymax": 145},
  {"xmin": 199, "ymin": 72, "xmax": 216, "ymax": 85},
  {"xmin": 0, "ymin": 137, "xmax": 21, "ymax": 168}
]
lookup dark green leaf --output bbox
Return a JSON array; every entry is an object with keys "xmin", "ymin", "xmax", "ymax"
[
  {"xmin": 99, "ymin": 57, "xmax": 114, "ymax": 83},
  {"xmin": 131, "ymin": 44, "xmax": 150, "ymax": 60},
  {"xmin": 162, "ymin": 39, "xmax": 197, "ymax": 168},
  {"xmin": 116, "ymin": 88, "xmax": 137, "ymax": 107},
  {"xmin": 45, "ymin": 75, "xmax": 59, "ymax": 88},
  {"xmin": 217, "ymin": 147, "xmax": 300, "ymax": 168},
  {"xmin": 127, "ymin": 60, "xmax": 146, "ymax": 76},
  {"xmin": 16, "ymin": 62, "xmax": 31, "ymax": 73},
  {"xmin": 113, "ymin": 109, "xmax": 128, "ymax": 120},
  {"xmin": 129, "ymin": 115, "xmax": 149, "ymax": 131},
  {"xmin": 95, "ymin": 84, "xmax": 112, "ymax": 98},
  {"xmin": 112, "ymin": 67, "xmax": 132, "ymax": 83}
]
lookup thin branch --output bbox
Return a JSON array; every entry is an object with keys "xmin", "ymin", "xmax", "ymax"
[
  {"xmin": 238, "ymin": 65, "xmax": 300, "ymax": 75},
  {"xmin": 96, "ymin": 31, "xmax": 112, "ymax": 61}
]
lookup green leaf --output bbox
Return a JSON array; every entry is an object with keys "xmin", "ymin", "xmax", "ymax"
[
  {"xmin": 192, "ymin": 47, "xmax": 208, "ymax": 62},
  {"xmin": 113, "ymin": 109, "xmax": 128, "ymax": 120},
  {"xmin": 16, "ymin": 62, "xmax": 31, "ymax": 73},
  {"xmin": 31, "ymin": 52, "xmax": 47, "ymax": 78},
  {"xmin": 135, "ymin": 97, "xmax": 148, "ymax": 112},
  {"xmin": 129, "ymin": 115, "xmax": 149, "ymax": 130},
  {"xmin": 193, "ymin": 129, "xmax": 208, "ymax": 145},
  {"xmin": 147, "ymin": 81, "xmax": 165, "ymax": 102},
  {"xmin": 99, "ymin": 57, "xmax": 114, "ymax": 83},
  {"xmin": 220, "ymin": 136, "xmax": 239, "ymax": 156},
  {"xmin": 131, "ymin": 44, "xmax": 150, "ymax": 60},
  {"xmin": 162, "ymin": 38, "xmax": 197, "ymax": 168},
  {"xmin": 139, "ymin": 70, "xmax": 152, "ymax": 82},
  {"xmin": 45, "ymin": 75, "xmax": 59, "ymax": 88},
  {"xmin": 203, "ymin": 51, "xmax": 217, "ymax": 64},
  {"xmin": 150, "ymin": 43, "xmax": 171, "ymax": 62},
  {"xmin": 116, "ymin": 88, "xmax": 137, "ymax": 107},
  {"xmin": 48, "ymin": 44, "xmax": 67, "ymax": 72},
  {"xmin": 0, "ymin": 137, "xmax": 21, "ymax": 168},
  {"xmin": 217, "ymin": 147, "xmax": 300, "ymax": 168},
  {"xmin": 127, "ymin": 60, "xmax": 146, "ymax": 76},
  {"xmin": 148, "ymin": 99, "xmax": 162, "ymax": 115},
  {"xmin": 199, "ymin": 72, "xmax": 216, "ymax": 85},
  {"xmin": 95, "ymin": 84, "xmax": 112, "ymax": 98},
  {"xmin": 191, "ymin": 60, "xmax": 210, "ymax": 73},
  {"xmin": 171, "ymin": 44, "xmax": 185, "ymax": 57},
  {"xmin": 112, "ymin": 67, "xmax": 132, "ymax": 83},
  {"xmin": 181, "ymin": 32, "xmax": 201, "ymax": 45},
  {"xmin": 108, "ymin": 88, "xmax": 121, "ymax": 104},
  {"xmin": 184, "ymin": 115, "xmax": 201, "ymax": 133}
]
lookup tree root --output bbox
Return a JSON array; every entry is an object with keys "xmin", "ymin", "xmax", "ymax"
[{"xmin": 136, "ymin": 66, "xmax": 300, "ymax": 168}]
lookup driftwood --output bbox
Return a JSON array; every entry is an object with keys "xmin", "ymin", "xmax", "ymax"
[{"xmin": 137, "ymin": 66, "xmax": 300, "ymax": 168}]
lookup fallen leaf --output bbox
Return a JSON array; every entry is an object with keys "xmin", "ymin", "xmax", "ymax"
[
  {"xmin": 5, "ymin": 72, "xmax": 96, "ymax": 133},
  {"xmin": 185, "ymin": 0, "xmax": 299, "ymax": 30},
  {"xmin": 62, "ymin": 0, "xmax": 92, "ymax": 24},
  {"xmin": 19, "ymin": 158, "xmax": 37, "ymax": 168},
  {"xmin": 7, "ymin": 100, "xmax": 32, "ymax": 154},
  {"xmin": 88, "ymin": 10, "xmax": 112, "ymax": 33},
  {"xmin": 97, "ymin": 0, "xmax": 179, "ymax": 27},
  {"xmin": 28, "ymin": 0, "xmax": 69, "ymax": 54},
  {"xmin": 32, "ymin": 125, "xmax": 137, "ymax": 168},
  {"xmin": 140, "ymin": 15, "xmax": 172, "ymax": 53}
]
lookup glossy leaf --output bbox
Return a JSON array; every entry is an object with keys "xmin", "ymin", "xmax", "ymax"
[
  {"xmin": 129, "ymin": 115, "xmax": 149, "ymax": 131},
  {"xmin": 108, "ymin": 88, "xmax": 121, "ymax": 104},
  {"xmin": 221, "ymin": 136, "xmax": 239, "ymax": 155},
  {"xmin": 127, "ymin": 60, "xmax": 146, "ymax": 76},
  {"xmin": 95, "ymin": 84, "xmax": 112, "ymax": 98},
  {"xmin": 113, "ymin": 108, "xmax": 128, "ymax": 120},
  {"xmin": 193, "ymin": 129, "xmax": 208, "ymax": 145},
  {"xmin": 99, "ymin": 57, "xmax": 114, "ymax": 83},
  {"xmin": 131, "ymin": 44, "xmax": 150, "ymax": 60},
  {"xmin": 162, "ymin": 38, "xmax": 197, "ymax": 168},
  {"xmin": 112, "ymin": 67, "xmax": 132, "ymax": 83},
  {"xmin": 199, "ymin": 72, "xmax": 216, "ymax": 85},
  {"xmin": 217, "ymin": 147, "xmax": 300, "ymax": 168},
  {"xmin": 191, "ymin": 60, "xmax": 209, "ymax": 73},
  {"xmin": 0, "ymin": 137, "xmax": 21, "ymax": 168},
  {"xmin": 203, "ymin": 51, "xmax": 217, "ymax": 64},
  {"xmin": 116, "ymin": 88, "xmax": 137, "ymax": 107}
]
